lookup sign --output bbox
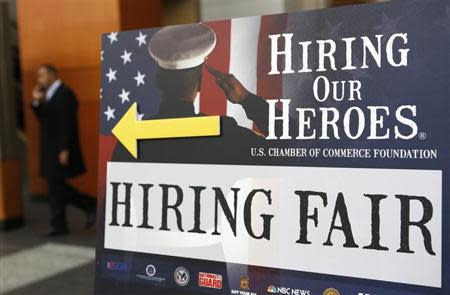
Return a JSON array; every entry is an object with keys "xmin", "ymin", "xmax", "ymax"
[
  {"xmin": 95, "ymin": 1, "xmax": 449, "ymax": 294},
  {"xmin": 198, "ymin": 272, "xmax": 223, "ymax": 289}
]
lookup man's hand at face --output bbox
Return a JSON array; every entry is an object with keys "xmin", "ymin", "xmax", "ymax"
[
  {"xmin": 206, "ymin": 64, "xmax": 251, "ymax": 104},
  {"xmin": 59, "ymin": 149, "xmax": 70, "ymax": 166},
  {"xmin": 32, "ymin": 85, "xmax": 45, "ymax": 103}
]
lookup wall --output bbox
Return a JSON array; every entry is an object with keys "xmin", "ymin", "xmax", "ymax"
[
  {"xmin": 162, "ymin": 0, "xmax": 199, "ymax": 26},
  {"xmin": 16, "ymin": 0, "xmax": 161, "ymax": 198},
  {"xmin": 0, "ymin": 1, "xmax": 22, "ymax": 229}
]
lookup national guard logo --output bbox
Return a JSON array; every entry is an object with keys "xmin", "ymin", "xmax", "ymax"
[
  {"xmin": 240, "ymin": 275, "xmax": 250, "ymax": 290},
  {"xmin": 323, "ymin": 288, "xmax": 341, "ymax": 295},
  {"xmin": 198, "ymin": 272, "xmax": 223, "ymax": 289}
]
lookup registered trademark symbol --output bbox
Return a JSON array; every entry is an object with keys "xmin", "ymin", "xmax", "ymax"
[{"xmin": 418, "ymin": 132, "xmax": 427, "ymax": 140}]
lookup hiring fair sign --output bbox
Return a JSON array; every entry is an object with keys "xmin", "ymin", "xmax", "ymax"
[{"xmin": 96, "ymin": 0, "xmax": 449, "ymax": 294}]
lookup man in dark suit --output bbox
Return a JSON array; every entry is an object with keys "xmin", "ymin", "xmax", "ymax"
[{"xmin": 31, "ymin": 64, "xmax": 95, "ymax": 236}]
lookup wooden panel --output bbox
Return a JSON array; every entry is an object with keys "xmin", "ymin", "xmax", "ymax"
[
  {"xmin": 16, "ymin": 0, "xmax": 120, "ymax": 72},
  {"xmin": 119, "ymin": 0, "xmax": 162, "ymax": 30},
  {"xmin": 0, "ymin": 160, "xmax": 23, "ymax": 220},
  {"xmin": 17, "ymin": 0, "xmax": 162, "ymax": 199},
  {"xmin": 162, "ymin": 0, "xmax": 199, "ymax": 26}
]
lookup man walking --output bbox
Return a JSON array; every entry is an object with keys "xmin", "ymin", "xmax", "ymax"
[{"xmin": 31, "ymin": 64, "xmax": 95, "ymax": 236}]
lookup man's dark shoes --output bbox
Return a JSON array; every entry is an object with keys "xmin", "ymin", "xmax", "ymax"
[{"xmin": 85, "ymin": 208, "xmax": 96, "ymax": 229}]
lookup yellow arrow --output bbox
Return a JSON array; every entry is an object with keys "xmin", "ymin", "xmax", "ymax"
[{"xmin": 112, "ymin": 102, "xmax": 221, "ymax": 158}]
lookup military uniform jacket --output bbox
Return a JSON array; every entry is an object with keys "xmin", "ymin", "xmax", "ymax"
[{"xmin": 112, "ymin": 94, "xmax": 281, "ymax": 165}]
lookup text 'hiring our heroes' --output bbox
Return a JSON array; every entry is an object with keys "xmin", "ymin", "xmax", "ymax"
[{"xmin": 264, "ymin": 32, "xmax": 421, "ymax": 141}]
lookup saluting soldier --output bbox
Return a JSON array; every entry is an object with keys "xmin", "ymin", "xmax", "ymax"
[{"xmin": 113, "ymin": 24, "xmax": 290, "ymax": 163}]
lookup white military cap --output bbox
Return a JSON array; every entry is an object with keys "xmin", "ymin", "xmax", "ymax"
[{"xmin": 149, "ymin": 24, "xmax": 216, "ymax": 70}]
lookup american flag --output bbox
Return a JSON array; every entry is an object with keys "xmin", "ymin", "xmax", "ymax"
[
  {"xmin": 99, "ymin": 7, "xmax": 408, "ymax": 136},
  {"xmin": 100, "ymin": 15, "xmax": 289, "ymax": 136}
]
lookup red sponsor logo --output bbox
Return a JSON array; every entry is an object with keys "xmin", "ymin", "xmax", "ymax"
[{"xmin": 198, "ymin": 272, "xmax": 223, "ymax": 289}]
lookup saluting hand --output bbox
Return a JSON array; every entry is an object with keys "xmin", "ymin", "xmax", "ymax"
[{"xmin": 206, "ymin": 64, "xmax": 250, "ymax": 104}]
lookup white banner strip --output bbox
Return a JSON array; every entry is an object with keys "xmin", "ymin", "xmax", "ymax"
[{"xmin": 105, "ymin": 162, "xmax": 442, "ymax": 287}]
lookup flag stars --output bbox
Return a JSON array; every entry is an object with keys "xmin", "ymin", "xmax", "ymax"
[
  {"xmin": 106, "ymin": 68, "xmax": 117, "ymax": 83},
  {"xmin": 120, "ymin": 50, "xmax": 132, "ymax": 64},
  {"xmin": 134, "ymin": 71, "xmax": 146, "ymax": 86},
  {"xmin": 104, "ymin": 106, "xmax": 115, "ymax": 121},
  {"xmin": 137, "ymin": 112, "xmax": 144, "ymax": 121},
  {"xmin": 107, "ymin": 32, "xmax": 118, "ymax": 44},
  {"xmin": 118, "ymin": 88, "xmax": 131, "ymax": 104},
  {"xmin": 136, "ymin": 31, "xmax": 147, "ymax": 47}
]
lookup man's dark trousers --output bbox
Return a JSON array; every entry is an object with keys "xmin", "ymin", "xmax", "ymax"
[{"xmin": 47, "ymin": 178, "xmax": 94, "ymax": 231}]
